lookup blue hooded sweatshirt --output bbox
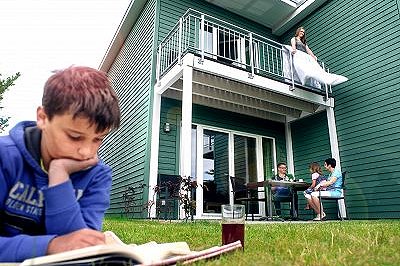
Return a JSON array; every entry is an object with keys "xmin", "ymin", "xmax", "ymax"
[{"xmin": 0, "ymin": 121, "xmax": 112, "ymax": 262}]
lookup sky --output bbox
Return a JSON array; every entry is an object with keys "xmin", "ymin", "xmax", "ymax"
[{"xmin": 0, "ymin": 0, "xmax": 131, "ymax": 135}]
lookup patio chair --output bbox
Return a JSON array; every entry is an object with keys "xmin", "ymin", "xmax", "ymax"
[
  {"xmin": 272, "ymin": 190, "xmax": 295, "ymax": 218},
  {"xmin": 229, "ymin": 175, "xmax": 265, "ymax": 221},
  {"xmin": 319, "ymin": 171, "xmax": 348, "ymax": 220}
]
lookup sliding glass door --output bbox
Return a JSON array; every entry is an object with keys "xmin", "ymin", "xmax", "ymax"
[{"xmin": 189, "ymin": 125, "xmax": 276, "ymax": 218}]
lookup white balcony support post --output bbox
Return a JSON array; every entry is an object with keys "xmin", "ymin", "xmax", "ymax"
[
  {"xmin": 148, "ymin": 89, "xmax": 162, "ymax": 218},
  {"xmin": 178, "ymin": 17, "xmax": 183, "ymax": 65},
  {"xmin": 290, "ymin": 53, "xmax": 295, "ymax": 91},
  {"xmin": 326, "ymin": 106, "xmax": 341, "ymax": 171},
  {"xmin": 326, "ymin": 106, "xmax": 346, "ymax": 218},
  {"xmin": 180, "ymin": 64, "xmax": 193, "ymax": 218},
  {"xmin": 156, "ymin": 46, "xmax": 161, "ymax": 85},
  {"xmin": 249, "ymin": 32, "xmax": 254, "ymax": 78},
  {"xmin": 181, "ymin": 65, "xmax": 193, "ymax": 176},
  {"xmin": 285, "ymin": 120, "xmax": 295, "ymax": 175},
  {"xmin": 200, "ymin": 14, "xmax": 205, "ymax": 63}
]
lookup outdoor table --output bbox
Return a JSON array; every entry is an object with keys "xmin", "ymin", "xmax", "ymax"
[{"xmin": 247, "ymin": 180, "xmax": 310, "ymax": 220}]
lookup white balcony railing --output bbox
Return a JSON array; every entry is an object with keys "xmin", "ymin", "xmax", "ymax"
[{"xmin": 156, "ymin": 9, "xmax": 331, "ymax": 99}]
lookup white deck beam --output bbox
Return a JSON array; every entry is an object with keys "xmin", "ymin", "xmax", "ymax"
[
  {"xmin": 156, "ymin": 65, "xmax": 183, "ymax": 95},
  {"xmin": 191, "ymin": 55, "xmax": 331, "ymax": 107}
]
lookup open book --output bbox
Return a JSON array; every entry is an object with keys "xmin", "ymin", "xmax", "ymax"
[{"xmin": 20, "ymin": 231, "xmax": 242, "ymax": 265}]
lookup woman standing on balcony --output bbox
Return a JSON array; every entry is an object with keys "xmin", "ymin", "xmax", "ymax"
[{"xmin": 291, "ymin": 27, "xmax": 317, "ymax": 61}]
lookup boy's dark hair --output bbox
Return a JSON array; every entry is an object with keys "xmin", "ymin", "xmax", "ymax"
[
  {"xmin": 277, "ymin": 162, "xmax": 287, "ymax": 168},
  {"xmin": 324, "ymin": 158, "xmax": 336, "ymax": 168},
  {"xmin": 42, "ymin": 66, "xmax": 120, "ymax": 133}
]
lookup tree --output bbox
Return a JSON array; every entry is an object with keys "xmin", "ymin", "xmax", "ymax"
[{"xmin": 0, "ymin": 72, "xmax": 21, "ymax": 133}]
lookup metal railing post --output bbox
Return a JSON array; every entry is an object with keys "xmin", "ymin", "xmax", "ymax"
[
  {"xmin": 178, "ymin": 17, "xmax": 183, "ymax": 65},
  {"xmin": 290, "ymin": 52, "xmax": 295, "ymax": 91},
  {"xmin": 200, "ymin": 14, "xmax": 205, "ymax": 64},
  {"xmin": 327, "ymin": 67, "xmax": 333, "ymax": 94},
  {"xmin": 156, "ymin": 45, "xmax": 161, "ymax": 86},
  {"xmin": 322, "ymin": 62, "xmax": 328, "ymax": 101},
  {"xmin": 249, "ymin": 32, "xmax": 254, "ymax": 79}
]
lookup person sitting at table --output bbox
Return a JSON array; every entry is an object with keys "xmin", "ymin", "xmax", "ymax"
[
  {"xmin": 303, "ymin": 162, "xmax": 327, "ymax": 210},
  {"xmin": 272, "ymin": 162, "xmax": 297, "ymax": 217},
  {"xmin": 307, "ymin": 158, "xmax": 343, "ymax": 221}
]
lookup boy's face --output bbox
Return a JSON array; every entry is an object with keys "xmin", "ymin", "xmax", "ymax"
[
  {"xmin": 37, "ymin": 107, "xmax": 109, "ymax": 162},
  {"xmin": 324, "ymin": 162, "xmax": 331, "ymax": 171},
  {"xmin": 278, "ymin": 164, "xmax": 287, "ymax": 175}
]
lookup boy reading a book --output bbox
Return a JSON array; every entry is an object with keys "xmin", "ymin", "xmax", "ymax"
[{"xmin": 0, "ymin": 66, "xmax": 121, "ymax": 262}]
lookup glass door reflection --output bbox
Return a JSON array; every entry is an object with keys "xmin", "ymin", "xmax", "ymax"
[
  {"xmin": 202, "ymin": 129, "xmax": 229, "ymax": 214},
  {"xmin": 233, "ymin": 134, "xmax": 258, "ymax": 213}
]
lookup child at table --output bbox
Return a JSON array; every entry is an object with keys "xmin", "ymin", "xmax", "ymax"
[{"xmin": 303, "ymin": 162, "xmax": 326, "ymax": 209}]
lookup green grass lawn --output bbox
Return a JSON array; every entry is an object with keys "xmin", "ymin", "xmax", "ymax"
[{"xmin": 103, "ymin": 218, "xmax": 400, "ymax": 266}]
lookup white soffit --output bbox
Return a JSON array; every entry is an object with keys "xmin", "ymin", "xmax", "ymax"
[{"xmin": 205, "ymin": 0, "xmax": 327, "ymax": 36}]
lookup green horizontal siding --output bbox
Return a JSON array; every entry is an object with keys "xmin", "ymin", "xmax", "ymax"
[
  {"xmin": 99, "ymin": 0, "xmax": 157, "ymax": 217},
  {"xmin": 281, "ymin": 0, "xmax": 400, "ymax": 219},
  {"xmin": 290, "ymin": 111, "xmax": 331, "ymax": 180},
  {"xmin": 158, "ymin": 100, "xmax": 180, "ymax": 175}
]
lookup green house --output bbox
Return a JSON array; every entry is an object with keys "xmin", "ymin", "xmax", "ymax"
[{"xmin": 99, "ymin": 0, "xmax": 400, "ymax": 220}]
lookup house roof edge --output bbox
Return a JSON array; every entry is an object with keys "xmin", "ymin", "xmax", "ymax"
[{"xmin": 99, "ymin": 0, "xmax": 148, "ymax": 72}]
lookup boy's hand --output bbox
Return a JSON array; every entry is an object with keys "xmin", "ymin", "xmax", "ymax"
[
  {"xmin": 47, "ymin": 228, "xmax": 106, "ymax": 255},
  {"xmin": 48, "ymin": 157, "xmax": 99, "ymax": 187}
]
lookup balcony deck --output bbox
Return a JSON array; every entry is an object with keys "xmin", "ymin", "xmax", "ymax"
[{"xmin": 155, "ymin": 9, "xmax": 334, "ymax": 123}]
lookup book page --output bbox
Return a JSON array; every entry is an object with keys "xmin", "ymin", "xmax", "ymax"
[
  {"xmin": 20, "ymin": 231, "xmax": 191, "ymax": 266},
  {"xmin": 104, "ymin": 231, "xmax": 129, "ymax": 246},
  {"xmin": 132, "ymin": 242, "xmax": 192, "ymax": 264}
]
